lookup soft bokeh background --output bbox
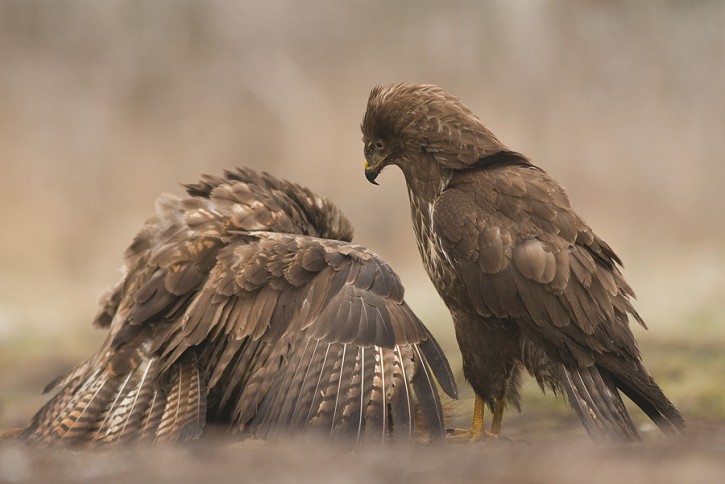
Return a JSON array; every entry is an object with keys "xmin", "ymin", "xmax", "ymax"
[{"xmin": 1, "ymin": 1, "xmax": 724, "ymax": 478}]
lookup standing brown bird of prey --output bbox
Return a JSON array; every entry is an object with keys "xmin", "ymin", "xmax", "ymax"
[
  {"xmin": 16, "ymin": 167, "xmax": 457, "ymax": 448},
  {"xmin": 361, "ymin": 82, "xmax": 684, "ymax": 442}
]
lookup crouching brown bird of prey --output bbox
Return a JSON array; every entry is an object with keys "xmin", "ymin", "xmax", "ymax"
[
  {"xmin": 16, "ymin": 167, "xmax": 457, "ymax": 448},
  {"xmin": 361, "ymin": 82, "xmax": 684, "ymax": 442}
]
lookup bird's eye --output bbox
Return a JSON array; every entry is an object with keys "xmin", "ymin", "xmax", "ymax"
[{"xmin": 373, "ymin": 139, "xmax": 385, "ymax": 151}]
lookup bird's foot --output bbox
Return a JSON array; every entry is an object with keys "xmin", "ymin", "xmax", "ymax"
[
  {"xmin": 446, "ymin": 427, "xmax": 527, "ymax": 444},
  {"xmin": 445, "ymin": 427, "xmax": 498, "ymax": 442}
]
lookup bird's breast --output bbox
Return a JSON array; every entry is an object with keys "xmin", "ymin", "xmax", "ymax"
[{"xmin": 407, "ymin": 194, "xmax": 461, "ymax": 306}]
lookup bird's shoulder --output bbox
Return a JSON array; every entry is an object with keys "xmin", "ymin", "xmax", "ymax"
[
  {"xmin": 432, "ymin": 154, "xmax": 626, "ymax": 286},
  {"xmin": 449, "ymin": 157, "xmax": 578, "ymax": 235},
  {"xmin": 433, "ymin": 158, "xmax": 583, "ymax": 269}
]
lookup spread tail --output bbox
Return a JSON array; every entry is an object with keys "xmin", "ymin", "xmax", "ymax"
[{"xmin": 20, "ymin": 353, "xmax": 206, "ymax": 448}]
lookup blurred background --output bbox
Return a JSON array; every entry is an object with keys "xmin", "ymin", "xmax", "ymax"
[{"xmin": 1, "ymin": 0, "xmax": 724, "ymax": 442}]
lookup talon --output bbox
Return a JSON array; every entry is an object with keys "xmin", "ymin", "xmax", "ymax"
[
  {"xmin": 446, "ymin": 427, "xmax": 497, "ymax": 442},
  {"xmin": 446, "ymin": 428, "xmax": 470, "ymax": 437},
  {"xmin": 446, "ymin": 395, "xmax": 511, "ymax": 443},
  {"xmin": 446, "ymin": 427, "xmax": 527, "ymax": 444}
]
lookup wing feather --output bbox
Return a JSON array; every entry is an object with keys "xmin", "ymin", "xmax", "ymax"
[
  {"xmin": 434, "ymin": 161, "xmax": 683, "ymax": 437},
  {"xmin": 20, "ymin": 167, "xmax": 455, "ymax": 447},
  {"xmin": 388, "ymin": 346, "xmax": 414, "ymax": 442},
  {"xmin": 435, "ymin": 170, "xmax": 644, "ymax": 362},
  {"xmin": 361, "ymin": 347, "xmax": 387, "ymax": 445}
]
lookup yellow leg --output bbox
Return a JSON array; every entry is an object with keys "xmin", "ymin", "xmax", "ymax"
[
  {"xmin": 490, "ymin": 398, "xmax": 504, "ymax": 435},
  {"xmin": 447, "ymin": 395, "xmax": 500, "ymax": 442},
  {"xmin": 470, "ymin": 394, "xmax": 487, "ymax": 439}
]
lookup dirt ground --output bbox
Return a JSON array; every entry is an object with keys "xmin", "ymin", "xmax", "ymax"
[{"xmin": 2, "ymin": 429, "xmax": 724, "ymax": 484}]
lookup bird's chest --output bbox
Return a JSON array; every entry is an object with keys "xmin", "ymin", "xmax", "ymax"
[{"xmin": 408, "ymin": 195, "xmax": 461, "ymax": 305}]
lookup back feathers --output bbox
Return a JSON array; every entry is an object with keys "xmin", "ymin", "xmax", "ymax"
[{"xmin": 18, "ymin": 167, "xmax": 457, "ymax": 448}]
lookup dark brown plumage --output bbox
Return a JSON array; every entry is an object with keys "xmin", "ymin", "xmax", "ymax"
[
  {"xmin": 18, "ymin": 167, "xmax": 457, "ymax": 448},
  {"xmin": 361, "ymin": 82, "xmax": 684, "ymax": 441}
]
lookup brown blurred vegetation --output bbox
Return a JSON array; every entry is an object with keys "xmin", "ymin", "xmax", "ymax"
[{"xmin": 1, "ymin": 0, "xmax": 724, "ymax": 454}]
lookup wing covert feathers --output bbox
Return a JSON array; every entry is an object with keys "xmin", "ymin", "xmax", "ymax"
[{"xmin": 19, "ymin": 167, "xmax": 455, "ymax": 448}]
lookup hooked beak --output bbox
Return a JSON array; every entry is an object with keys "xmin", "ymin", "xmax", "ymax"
[
  {"xmin": 364, "ymin": 156, "xmax": 386, "ymax": 185},
  {"xmin": 364, "ymin": 162, "xmax": 379, "ymax": 185}
]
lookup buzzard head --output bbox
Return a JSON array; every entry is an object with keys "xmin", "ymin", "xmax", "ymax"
[{"xmin": 361, "ymin": 82, "xmax": 507, "ymax": 184}]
